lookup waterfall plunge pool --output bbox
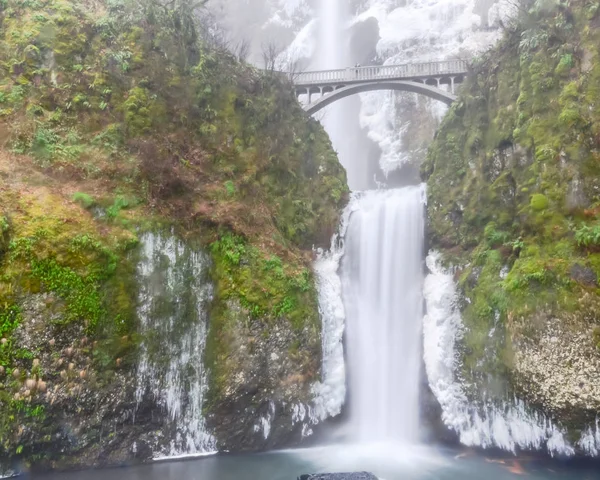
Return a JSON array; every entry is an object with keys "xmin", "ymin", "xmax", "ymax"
[{"xmin": 28, "ymin": 444, "xmax": 599, "ymax": 480}]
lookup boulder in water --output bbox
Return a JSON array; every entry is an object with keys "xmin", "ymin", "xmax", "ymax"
[{"xmin": 298, "ymin": 473, "xmax": 377, "ymax": 480}]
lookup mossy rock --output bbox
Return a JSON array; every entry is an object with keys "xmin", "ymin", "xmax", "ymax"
[{"xmin": 530, "ymin": 194, "xmax": 549, "ymax": 211}]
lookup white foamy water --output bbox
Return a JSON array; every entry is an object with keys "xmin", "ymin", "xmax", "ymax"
[
  {"xmin": 423, "ymin": 252, "xmax": 574, "ymax": 456},
  {"xmin": 135, "ymin": 232, "xmax": 216, "ymax": 457},
  {"xmin": 341, "ymin": 186, "xmax": 426, "ymax": 442}
]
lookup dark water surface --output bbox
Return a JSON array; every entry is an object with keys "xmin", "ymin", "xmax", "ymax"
[{"xmin": 29, "ymin": 444, "xmax": 600, "ymax": 480}]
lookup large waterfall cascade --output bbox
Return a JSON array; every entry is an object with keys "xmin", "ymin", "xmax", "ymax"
[
  {"xmin": 313, "ymin": 0, "xmax": 429, "ymax": 444},
  {"xmin": 307, "ymin": 0, "xmax": 586, "ymax": 457},
  {"xmin": 314, "ymin": 0, "xmax": 372, "ymax": 192},
  {"xmin": 342, "ymin": 187, "xmax": 426, "ymax": 443}
]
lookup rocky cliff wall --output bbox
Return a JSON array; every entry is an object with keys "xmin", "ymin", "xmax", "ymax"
[
  {"xmin": 0, "ymin": 0, "xmax": 348, "ymax": 471},
  {"xmin": 424, "ymin": 0, "xmax": 600, "ymax": 450}
]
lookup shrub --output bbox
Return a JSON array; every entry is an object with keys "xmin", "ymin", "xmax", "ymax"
[
  {"xmin": 106, "ymin": 195, "xmax": 137, "ymax": 219},
  {"xmin": 224, "ymin": 180, "xmax": 236, "ymax": 197},
  {"xmin": 555, "ymin": 54, "xmax": 574, "ymax": 76},
  {"xmin": 72, "ymin": 192, "xmax": 95, "ymax": 209},
  {"xmin": 484, "ymin": 222, "xmax": 510, "ymax": 247},
  {"xmin": 575, "ymin": 224, "xmax": 600, "ymax": 248}
]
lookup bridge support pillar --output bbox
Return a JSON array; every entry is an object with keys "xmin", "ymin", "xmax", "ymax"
[
  {"xmin": 450, "ymin": 76, "xmax": 455, "ymax": 94},
  {"xmin": 435, "ymin": 77, "xmax": 441, "ymax": 87}
]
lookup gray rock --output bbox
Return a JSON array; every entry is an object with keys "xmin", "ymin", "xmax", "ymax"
[
  {"xmin": 566, "ymin": 176, "xmax": 589, "ymax": 210},
  {"xmin": 570, "ymin": 264, "xmax": 598, "ymax": 288},
  {"xmin": 349, "ymin": 17, "xmax": 380, "ymax": 65},
  {"xmin": 298, "ymin": 474, "xmax": 378, "ymax": 480}
]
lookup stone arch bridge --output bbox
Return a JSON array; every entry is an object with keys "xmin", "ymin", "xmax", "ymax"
[{"xmin": 290, "ymin": 60, "xmax": 468, "ymax": 115}]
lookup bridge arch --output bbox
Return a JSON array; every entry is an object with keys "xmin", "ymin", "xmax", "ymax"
[{"xmin": 303, "ymin": 80, "xmax": 457, "ymax": 115}]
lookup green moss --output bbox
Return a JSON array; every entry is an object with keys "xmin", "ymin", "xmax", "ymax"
[
  {"xmin": 210, "ymin": 232, "xmax": 318, "ymax": 330},
  {"xmin": 530, "ymin": 193, "xmax": 549, "ymax": 211},
  {"xmin": 0, "ymin": 181, "xmax": 143, "ymax": 459},
  {"xmin": 0, "ymin": 186, "xmax": 137, "ymax": 335},
  {"xmin": 29, "ymin": 258, "xmax": 104, "ymax": 331},
  {"xmin": 122, "ymin": 87, "xmax": 166, "ymax": 137}
]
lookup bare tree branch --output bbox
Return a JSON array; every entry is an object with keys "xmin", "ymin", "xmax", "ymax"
[
  {"xmin": 284, "ymin": 57, "xmax": 307, "ymax": 82},
  {"xmin": 233, "ymin": 38, "xmax": 251, "ymax": 62},
  {"xmin": 261, "ymin": 41, "xmax": 284, "ymax": 72}
]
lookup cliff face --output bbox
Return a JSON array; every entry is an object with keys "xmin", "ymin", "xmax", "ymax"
[
  {"xmin": 0, "ymin": 0, "xmax": 348, "ymax": 470},
  {"xmin": 424, "ymin": 0, "xmax": 600, "ymax": 443}
]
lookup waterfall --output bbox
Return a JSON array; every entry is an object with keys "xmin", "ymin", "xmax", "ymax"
[
  {"xmin": 135, "ymin": 232, "xmax": 216, "ymax": 457},
  {"xmin": 315, "ymin": 0, "xmax": 371, "ymax": 191},
  {"xmin": 341, "ymin": 186, "xmax": 426, "ymax": 442}
]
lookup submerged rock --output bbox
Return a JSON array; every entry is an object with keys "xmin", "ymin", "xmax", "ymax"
[{"xmin": 298, "ymin": 474, "xmax": 378, "ymax": 480}]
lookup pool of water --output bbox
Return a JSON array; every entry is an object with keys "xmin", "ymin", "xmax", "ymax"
[{"xmin": 28, "ymin": 443, "xmax": 599, "ymax": 480}]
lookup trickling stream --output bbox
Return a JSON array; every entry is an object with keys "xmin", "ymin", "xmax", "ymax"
[{"xmin": 135, "ymin": 232, "xmax": 216, "ymax": 457}]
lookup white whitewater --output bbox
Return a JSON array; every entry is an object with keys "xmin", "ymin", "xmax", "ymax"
[
  {"xmin": 311, "ymin": 204, "xmax": 353, "ymax": 424},
  {"xmin": 342, "ymin": 187, "xmax": 426, "ymax": 442},
  {"xmin": 579, "ymin": 419, "xmax": 600, "ymax": 455}
]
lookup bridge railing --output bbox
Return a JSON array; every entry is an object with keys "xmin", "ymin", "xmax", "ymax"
[{"xmin": 293, "ymin": 60, "xmax": 468, "ymax": 85}]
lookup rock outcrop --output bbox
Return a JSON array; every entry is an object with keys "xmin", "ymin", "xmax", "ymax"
[
  {"xmin": 0, "ymin": 0, "xmax": 348, "ymax": 470},
  {"xmin": 423, "ymin": 0, "xmax": 600, "ymax": 448}
]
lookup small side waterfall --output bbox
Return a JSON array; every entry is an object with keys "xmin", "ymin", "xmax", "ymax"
[
  {"xmin": 341, "ymin": 187, "xmax": 425, "ymax": 442},
  {"xmin": 135, "ymin": 232, "xmax": 216, "ymax": 457}
]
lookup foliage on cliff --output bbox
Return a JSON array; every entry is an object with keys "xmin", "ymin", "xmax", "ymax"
[
  {"xmin": 0, "ymin": 0, "xmax": 347, "ymax": 467},
  {"xmin": 423, "ymin": 0, "xmax": 600, "ymax": 429}
]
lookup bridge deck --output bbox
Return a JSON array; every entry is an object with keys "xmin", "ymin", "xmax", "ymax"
[{"xmin": 293, "ymin": 60, "xmax": 468, "ymax": 87}]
